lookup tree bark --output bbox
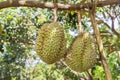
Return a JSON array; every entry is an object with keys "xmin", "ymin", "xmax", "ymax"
[
  {"xmin": 89, "ymin": 9, "xmax": 112, "ymax": 80},
  {"xmin": 0, "ymin": 0, "xmax": 120, "ymax": 10}
]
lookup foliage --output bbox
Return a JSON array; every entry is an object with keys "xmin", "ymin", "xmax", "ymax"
[{"xmin": 0, "ymin": 7, "xmax": 35, "ymax": 79}]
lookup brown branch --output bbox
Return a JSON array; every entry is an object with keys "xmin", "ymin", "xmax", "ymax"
[
  {"xmin": 104, "ymin": 7, "xmax": 120, "ymax": 38},
  {"xmin": 89, "ymin": 4, "xmax": 112, "ymax": 80},
  {"xmin": 0, "ymin": 0, "xmax": 120, "ymax": 10}
]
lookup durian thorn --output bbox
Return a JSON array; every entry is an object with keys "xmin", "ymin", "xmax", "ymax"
[{"xmin": 77, "ymin": 10, "xmax": 83, "ymax": 34}]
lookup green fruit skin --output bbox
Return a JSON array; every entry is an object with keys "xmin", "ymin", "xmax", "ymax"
[
  {"xmin": 35, "ymin": 22, "xmax": 66, "ymax": 64},
  {"xmin": 65, "ymin": 32, "xmax": 97, "ymax": 72}
]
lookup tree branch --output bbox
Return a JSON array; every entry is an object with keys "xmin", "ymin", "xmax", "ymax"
[
  {"xmin": 96, "ymin": 18, "xmax": 120, "ymax": 38},
  {"xmin": 89, "ymin": 3, "xmax": 112, "ymax": 80},
  {"xmin": 107, "ymin": 9, "xmax": 120, "ymax": 38},
  {"xmin": 86, "ymin": 70, "xmax": 93, "ymax": 80},
  {"xmin": 0, "ymin": 0, "xmax": 120, "ymax": 10}
]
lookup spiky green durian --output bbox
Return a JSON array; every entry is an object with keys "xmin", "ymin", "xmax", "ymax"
[
  {"xmin": 65, "ymin": 32, "xmax": 97, "ymax": 72},
  {"xmin": 35, "ymin": 22, "xmax": 66, "ymax": 64}
]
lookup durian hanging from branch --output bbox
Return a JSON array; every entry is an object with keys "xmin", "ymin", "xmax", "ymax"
[
  {"xmin": 65, "ymin": 10, "xmax": 97, "ymax": 72},
  {"xmin": 35, "ymin": 2, "xmax": 66, "ymax": 64}
]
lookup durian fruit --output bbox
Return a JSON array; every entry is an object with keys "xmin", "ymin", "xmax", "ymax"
[
  {"xmin": 35, "ymin": 22, "xmax": 66, "ymax": 64},
  {"xmin": 65, "ymin": 32, "xmax": 97, "ymax": 72}
]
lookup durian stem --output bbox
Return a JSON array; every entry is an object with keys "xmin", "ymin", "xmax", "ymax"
[
  {"xmin": 77, "ymin": 10, "xmax": 83, "ymax": 34},
  {"xmin": 89, "ymin": 3, "xmax": 112, "ymax": 80},
  {"xmin": 53, "ymin": 3, "xmax": 58, "ymax": 22}
]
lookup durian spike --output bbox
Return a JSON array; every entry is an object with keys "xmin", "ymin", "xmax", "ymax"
[{"xmin": 77, "ymin": 10, "xmax": 83, "ymax": 34}]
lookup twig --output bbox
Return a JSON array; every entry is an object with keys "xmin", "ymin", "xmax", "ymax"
[
  {"xmin": 106, "ymin": 10, "xmax": 120, "ymax": 38},
  {"xmin": 96, "ymin": 17, "xmax": 120, "ymax": 38},
  {"xmin": 56, "ymin": 61, "xmax": 88, "ymax": 80},
  {"xmin": 76, "ymin": 72, "xmax": 88, "ymax": 80},
  {"xmin": 86, "ymin": 70, "xmax": 93, "ymax": 80}
]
